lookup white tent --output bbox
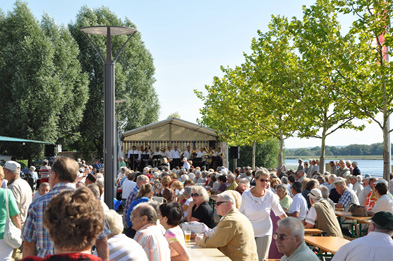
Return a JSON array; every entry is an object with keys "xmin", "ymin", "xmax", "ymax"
[{"xmin": 121, "ymin": 118, "xmax": 227, "ymax": 166}]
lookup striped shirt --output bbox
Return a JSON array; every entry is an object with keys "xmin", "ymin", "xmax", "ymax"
[
  {"xmin": 94, "ymin": 234, "xmax": 147, "ymax": 261},
  {"xmin": 22, "ymin": 182, "xmax": 111, "ymax": 258},
  {"xmin": 134, "ymin": 224, "xmax": 171, "ymax": 261}
]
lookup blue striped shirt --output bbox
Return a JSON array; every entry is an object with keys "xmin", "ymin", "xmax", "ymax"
[{"xmin": 22, "ymin": 182, "xmax": 110, "ymax": 257}]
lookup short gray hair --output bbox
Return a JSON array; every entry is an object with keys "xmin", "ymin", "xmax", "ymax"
[
  {"xmin": 238, "ymin": 178, "xmax": 250, "ymax": 188},
  {"xmin": 228, "ymin": 173, "xmax": 236, "ymax": 181},
  {"xmin": 87, "ymin": 183, "xmax": 100, "ymax": 198},
  {"xmin": 334, "ymin": 179, "xmax": 346, "ymax": 187},
  {"xmin": 217, "ymin": 191, "xmax": 236, "ymax": 209},
  {"xmin": 133, "ymin": 203, "xmax": 157, "ymax": 224},
  {"xmin": 137, "ymin": 174, "xmax": 149, "ymax": 183},
  {"xmin": 275, "ymin": 184, "xmax": 289, "ymax": 196},
  {"xmin": 192, "ymin": 186, "xmax": 209, "ymax": 202},
  {"xmin": 105, "ymin": 210, "xmax": 123, "ymax": 235},
  {"xmin": 320, "ymin": 185, "xmax": 329, "ymax": 199},
  {"xmin": 255, "ymin": 168, "xmax": 269, "ymax": 180},
  {"xmin": 277, "ymin": 217, "xmax": 304, "ymax": 241},
  {"xmin": 183, "ymin": 186, "xmax": 192, "ymax": 197}
]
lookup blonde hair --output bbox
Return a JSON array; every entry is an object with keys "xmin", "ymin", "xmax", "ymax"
[
  {"xmin": 170, "ymin": 180, "xmax": 184, "ymax": 191},
  {"xmin": 105, "ymin": 210, "xmax": 123, "ymax": 235},
  {"xmin": 137, "ymin": 183, "xmax": 153, "ymax": 198}
]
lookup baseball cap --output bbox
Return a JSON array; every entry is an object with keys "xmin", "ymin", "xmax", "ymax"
[{"xmin": 4, "ymin": 161, "xmax": 21, "ymax": 172}]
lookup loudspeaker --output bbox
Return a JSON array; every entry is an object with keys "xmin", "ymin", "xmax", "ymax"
[
  {"xmin": 229, "ymin": 146, "xmax": 240, "ymax": 159},
  {"xmin": 45, "ymin": 145, "xmax": 55, "ymax": 157}
]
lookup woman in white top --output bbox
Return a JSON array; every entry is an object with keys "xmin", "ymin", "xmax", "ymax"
[
  {"xmin": 370, "ymin": 181, "xmax": 393, "ymax": 215},
  {"xmin": 239, "ymin": 168, "xmax": 287, "ymax": 261}
]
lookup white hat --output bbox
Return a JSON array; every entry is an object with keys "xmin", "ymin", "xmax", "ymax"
[
  {"xmin": 4, "ymin": 161, "xmax": 20, "ymax": 172},
  {"xmin": 309, "ymin": 188, "xmax": 322, "ymax": 200}
]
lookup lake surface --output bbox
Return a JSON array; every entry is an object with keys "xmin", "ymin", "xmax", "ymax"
[{"xmin": 284, "ymin": 158, "xmax": 387, "ymax": 178}]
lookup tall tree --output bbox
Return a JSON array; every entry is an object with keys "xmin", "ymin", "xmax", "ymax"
[
  {"xmin": 290, "ymin": 0, "xmax": 365, "ymax": 173},
  {"xmin": 244, "ymin": 16, "xmax": 305, "ymax": 171},
  {"xmin": 0, "ymin": 1, "xmax": 88, "ymax": 162},
  {"xmin": 333, "ymin": 0, "xmax": 393, "ymax": 180},
  {"xmin": 68, "ymin": 6, "xmax": 159, "ymax": 159}
]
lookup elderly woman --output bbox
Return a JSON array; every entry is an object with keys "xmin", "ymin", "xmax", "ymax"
[
  {"xmin": 159, "ymin": 202, "xmax": 190, "ymax": 260},
  {"xmin": 94, "ymin": 210, "xmax": 147, "ymax": 260},
  {"xmin": 369, "ymin": 181, "xmax": 393, "ymax": 215},
  {"xmin": 187, "ymin": 186, "xmax": 215, "ymax": 228},
  {"xmin": 275, "ymin": 184, "xmax": 293, "ymax": 213},
  {"xmin": 240, "ymin": 168, "xmax": 286, "ymax": 261},
  {"xmin": 23, "ymin": 187, "xmax": 104, "ymax": 260},
  {"xmin": 0, "ymin": 166, "xmax": 21, "ymax": 260}
]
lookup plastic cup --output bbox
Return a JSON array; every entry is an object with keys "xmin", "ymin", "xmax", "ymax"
[
  {"xmin": 195, "ymin": 233, "xmax": 204, "ymax": 242},
  {"xmin": 184, "ymin": 230, "xmax": 191, "ymax": 242}
]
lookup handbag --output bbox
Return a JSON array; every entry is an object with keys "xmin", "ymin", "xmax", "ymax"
[
  {"xmin": 3, "ymin": 188, "xmax": 22, "ymax": 248},
  {"xmin": 348, "ymin": 203, "xmax": 368, "ymax": 217}
]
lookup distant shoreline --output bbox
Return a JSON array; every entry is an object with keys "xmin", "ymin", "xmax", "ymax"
[{"xmin": 285, "ymin": 155, "xmax": 390, "ymax": 160}]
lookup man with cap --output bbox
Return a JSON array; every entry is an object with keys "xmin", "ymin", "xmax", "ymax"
[
  {"xmin": 332, "ymin": 211, "xmax": 393, "ymax": 260},
  {"xmin": 182, "ymin": 157, "xmax": 190, "ymax": 171},
  {"xmin": 305, "ymin": 188, "xmax": 343, "ymax": 237},
  {"xmin": 4, "ymin": 160, "xmax": 32, "ymax": 225},
  {"xmin": 85, "ymin": 173, "xmax": 97, "ymax": 185}
]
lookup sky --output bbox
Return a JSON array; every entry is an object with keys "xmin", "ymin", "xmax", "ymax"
[{"xmin": 0, "ymin": 0, "xmax": 386, "ymax": 148}]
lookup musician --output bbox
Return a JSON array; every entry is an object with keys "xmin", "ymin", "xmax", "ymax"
[
  {"xmin": 183, "ymin": 146, "xmax": 192, "ymax": 160},
  {"xmin": 191, "ymin": 145, "xmax": 198, "ymax": 159},
  {"xmin": 127, "ymin": 146, "xmax": 139, "ymax": 170},
  {"xmin": 141, "ymin": 147, "xmax": 151, "ymax": 168},
  {"xmin": 171, "ymin": 145, "xmax": 182, "ymax": 168},
  {"xmin": 165, "ymin": 145, "xmax": 172, "ymax": 161},
  {"xmin": 197, "ymin": 148, "xmax": 206, "ymax": 158},
  {"xmin": 152, "ymin": 147, "xmax": 163, "ymax": 168},
  {"xmin": 213, "ymin": 147, "xmax": 224, "ymax": 170}
]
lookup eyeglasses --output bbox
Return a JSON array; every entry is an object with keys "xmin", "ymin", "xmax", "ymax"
[
  {"xmin": 273, "ymin": 233, "xmax": 291, "ymax": 241},
  {"xmin": 216, "ymin": 201, "xmax": 228, "ymax": 206},
  {"xmin": 191, "ymin": 193, "xmax": 200, "ymax": 197},
  {"xmin": 259, "ymin": 178, "xmax": 269, "ymax": 183}
]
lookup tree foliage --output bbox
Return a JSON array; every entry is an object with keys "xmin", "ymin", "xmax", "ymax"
[
  {"xmin": 289, "ymin": 0, "xmax": 365, "ymax": 172},
  {"xmin": 68, "ymin": 6, "xmax": 159, "ymax": 159},
  {"xmin": 0, "ymin": 1, "xmax": 89, "ymax": 161},
  {"xmin": 332, "ymin": 0, "xmax": 393, "ymax": 180}
]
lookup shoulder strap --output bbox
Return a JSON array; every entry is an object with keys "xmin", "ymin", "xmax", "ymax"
[{"xmin": 4, "ymin": 188, "xmax": 10, "ymax": 218}]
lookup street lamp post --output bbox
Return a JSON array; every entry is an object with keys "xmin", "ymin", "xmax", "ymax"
[{"xmin": 81, "ymin": 26, "xmax": 137, "ymax": 209}]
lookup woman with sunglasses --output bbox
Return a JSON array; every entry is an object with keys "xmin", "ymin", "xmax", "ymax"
[
  {"xmin": 186, "ymin": 186, "xmax": 215, "ymax": 228},
  {"xmin": 239, "ymin": 168, "xmax": 287, "ymax": 261}
]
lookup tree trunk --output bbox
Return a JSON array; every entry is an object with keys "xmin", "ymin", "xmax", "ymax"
[
  {"xmin": 252, "ymin": 141, "xmax": 256, "ymax": 170},
  {"xmin": 383, "ymin": 81, "xmax": 391, "ymax": 183},
  {"xmin": 383, "ymin": 121, "xmax": 390, "ymax": 181},
  {"xmin": 320, "ymin": 131, "xmax": 326, "ymax": 174},
  {"xmin": 277, "ymin": 130, "xmax": 284, "ymax": 173}
]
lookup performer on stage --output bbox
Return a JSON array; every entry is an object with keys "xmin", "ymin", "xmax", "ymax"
[
  {"xmin": 165, "ymin": 145, "xmax": 172, "ymax": 162},
  {"xmin": 171, "ymin": 145, "xmax": 182, "ymax": 168},
  {"xmin": 152, "ymin": 147, "xmax": 163, "ymax": 168},
  {"xmin": 182, "ymin": 145, "xmax": 192, "ymax": 160},
  {"xmin": 127, "ymin": 145, "xmax": 139, "ymax": 170}
]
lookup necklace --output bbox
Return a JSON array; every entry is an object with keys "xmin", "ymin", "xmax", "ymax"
[{"xmin": 248, "ymin": 189, "xmax": 266, "ymax": 205}]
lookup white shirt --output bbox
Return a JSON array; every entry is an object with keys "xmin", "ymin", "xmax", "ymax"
[
  {"xmin": 153, "ymin": 150, "xmax": 163, "ymax": 156},
  {"xmin": 359, "ymin": 185, "xmax": 372, "ymax": 206},
  {"xmin": 353, "ymin": 182, "xmax": 364, "ymax": 196},
  {"xmin": 122, "ymin": 179, "xmax": 136, "ymax": 199},
  {"xmin": 165, "ymin": 150, "xmax": 172, "ymax": 159},
  {"xmin": 372, "ymin": 194, "xmax": 393, "ymax": 214},
  {"xmin": 332, "ymin": 232, "xmax": 393, "ymax": 261},
  {"xmin": 239, "ymin": 189, "xmax": 285, "ymax": 237},
  {"xmin": 183, "ymin": 150, "xmax": 191, "ymax": 160},
  {"xmin": 171, "ymin": 149, "xmax": 181, "ymax": 159},
  {"xmin": 183, "ymin": 197, "xmax": 193, "ymax": 217},
  {"xmin": 196, "ymin": 151, "xmax": 206, "ymax": 158},
  {"xmin": 288, "ymin": 193, "xmax": 308, "ymax": 221},
  {"xmin": 127, "ymin": 149, "xmax": 138, "ymax": 158},
  {"xmin": 183, "ymin": 161, "xmax": 190, "ymax": 170}
]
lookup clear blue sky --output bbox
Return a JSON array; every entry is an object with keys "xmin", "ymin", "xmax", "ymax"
[{"xmin": 1, "ymin": 0, "xmax": 384, "ymax": 148}]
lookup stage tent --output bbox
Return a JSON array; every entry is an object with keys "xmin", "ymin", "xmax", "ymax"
[{"xmin": 120, "ymin": 117, "xmax": 228, "ymax": 166}]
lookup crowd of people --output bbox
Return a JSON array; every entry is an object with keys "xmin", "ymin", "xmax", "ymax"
[{"xmin": 1, "ymin": 155, "xmax": 393, "ymax": 261}]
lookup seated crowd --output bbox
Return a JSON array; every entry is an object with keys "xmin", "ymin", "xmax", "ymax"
[{"xmin": 1, "ymin": 156, "xmax": 393, "ymax": 261}]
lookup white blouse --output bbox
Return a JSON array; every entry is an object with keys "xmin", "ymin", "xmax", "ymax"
[{"xmin": 239, "ymin": 188, "xmax": 285, "ymax": 237}]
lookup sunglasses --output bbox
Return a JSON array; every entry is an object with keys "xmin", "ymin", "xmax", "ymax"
[
  {"xmin": 216, "ymin": 201, "xmax": 228, "ymax": 206},
  {"xmin": 273, "ymin": 233, "xmax": 290, "ymax": 241},
  {"xmin": 259, "ymin": 178, "xmax": 269, "ymax": 183},
  {"xmin": 191, "ymin": 193, "xmax": 200, "ymax": 197}
]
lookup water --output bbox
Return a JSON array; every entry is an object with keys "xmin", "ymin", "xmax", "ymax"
[{"xmin": 284, "ymin": 158, "xmax": 385, "ymax": 178}]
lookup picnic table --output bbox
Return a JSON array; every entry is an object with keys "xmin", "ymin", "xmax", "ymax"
[
  {"xmin": 304, "ymin": 236, "xmax": 350, "ymax": 257},
  {"xmin": 186, "ymin": 241, "xmax": 230, "ymax": 260},
  {"xmin": 335, "ymin": 211, "xmax": 371, "ymax": 238},
  {"xmin": 304, "ymin": 228, "xmax": 323, "ymax": 235}
]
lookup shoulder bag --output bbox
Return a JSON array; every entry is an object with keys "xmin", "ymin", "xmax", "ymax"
[{"xmin": 3, "ymin": 188, "xmax": 22, "ymax": 248}]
